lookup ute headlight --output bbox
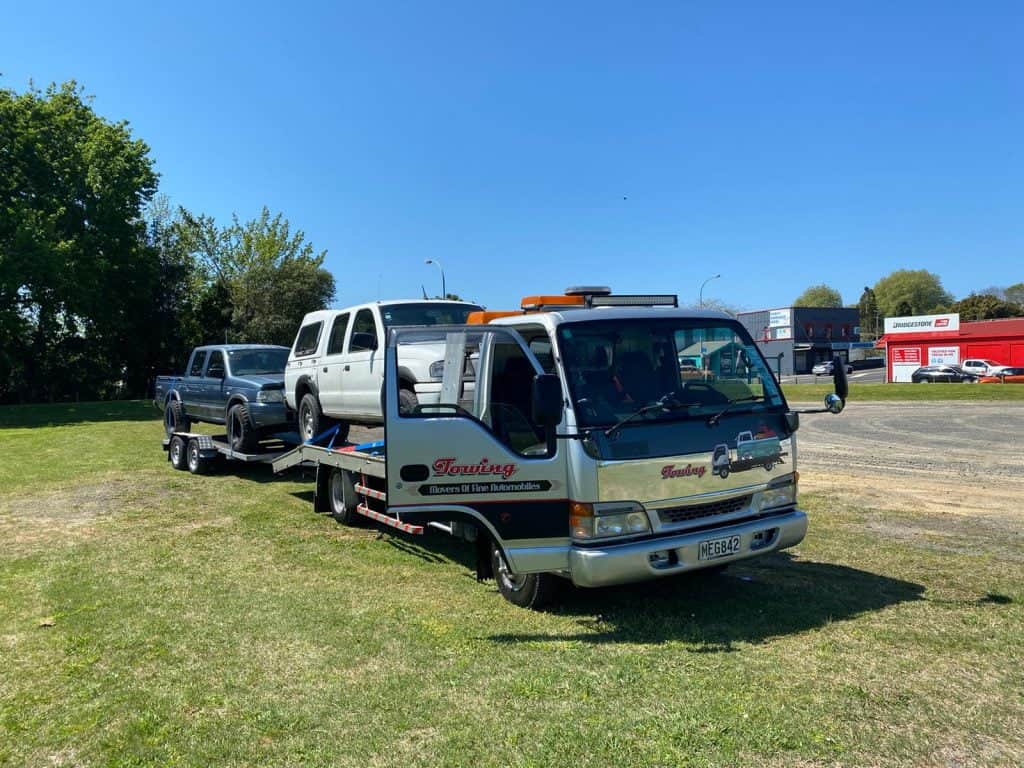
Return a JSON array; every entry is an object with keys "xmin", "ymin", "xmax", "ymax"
[
  {"xmin": 760, "ymin": 474, "xmax": 797, "ymax": 511},
  {"xmin": 257, "ymin": 389, "xmax": 285, "ymax": 403},
  {"xmin": 429, "ymin": 360, "xmax": 446, "ymax": 380},
  {"xmin": 570, "ymin": 501, "xmax": 651, "ymax": 540}
]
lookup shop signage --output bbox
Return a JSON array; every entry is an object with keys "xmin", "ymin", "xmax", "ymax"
[{"xmin": 884, "ymin": 313, "xmax": 960, "ymax": 334}]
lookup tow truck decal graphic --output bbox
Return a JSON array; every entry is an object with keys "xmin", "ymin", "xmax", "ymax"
[
  {"xmin": 711, "ymin": 425, "xmax": 784, "ymax": 479},
  {"xmin": 432, "ymin": 457, "xmax": 518, "ymax": 479}
]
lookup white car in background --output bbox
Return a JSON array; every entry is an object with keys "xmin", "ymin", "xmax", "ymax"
[
  {"xmin": 284, "ymin": 299, "xmax": 483, "ymax": 441},
  {"xmin": 961, "ymin": 358, "xmax": 1008, "ymax": 377}
]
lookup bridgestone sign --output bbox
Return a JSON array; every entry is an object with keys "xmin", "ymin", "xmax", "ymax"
[{"xmin": 883, "ymin": 313, "xmax": 960, "ymax": 334}]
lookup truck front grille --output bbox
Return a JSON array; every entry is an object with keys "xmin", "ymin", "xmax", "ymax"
[{"xmin": 657, "ymin": 495, "xmax": 752, "ymax": 525}]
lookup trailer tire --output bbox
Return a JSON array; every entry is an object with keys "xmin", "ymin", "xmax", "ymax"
[
  {"xmin": 328, "ymin": 467, "xmax": 360, "ymax": 526},
  {"xmin": 227, "ymin": 403, "xmax": 257, "ymax": 453},
  {"xmin": 298, "ymin": 393, "xmax": 335, "ymax": 442},
  {"xmin": 168, "ymin": 435, "xmax": 188, "ymax": 470},
  {"xmin": 165, "ymin": 399, "xmax": 191, "ymax": 437},
  {"xmin": 491, "ymin": 541, "xmax": 558, "ymax": 609},
  {"xmin": 398, "ymin": 387, "xmax": 418, "ymax": 415},
  {"xmin": 186, "ymin": 439, "xmax": 209, "ymax": 474}
]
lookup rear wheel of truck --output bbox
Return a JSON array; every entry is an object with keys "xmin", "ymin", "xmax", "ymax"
[
  {"xmin": 186, "ymin": 439, "xmax": 209, "ymax": 474},
  {"xmin": 328, "ymin": 467, "xmax": 361, "ymax": 526},
  {"xmin": 491, "ymin": 541, "xmax": 558, "ymax": 609},
  {"xmin": 227, "ymin": 403, "xmax": 257, "ymax": 453},
  {"xmin": 298, "ymin": 393, "xmax": 335, "ymax": 443},
  {"xmin": 398, "ymin": 387, "xmax": 418, "ymax": 415},
  {"xmin": 168, "ymin": 435, "xmax": 188, "ymax": 470},
  {"xmin": 165, "ymin": 400, "xmax": 191, "ymax": 437}
]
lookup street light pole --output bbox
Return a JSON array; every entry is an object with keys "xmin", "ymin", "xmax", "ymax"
[
  {"xmin": 699, "ymin": 273, "xmax": 721, "ymax": 309},
  {"xmin": 425, "ymin": 259, "xmax": 445, "ymax": 298}
]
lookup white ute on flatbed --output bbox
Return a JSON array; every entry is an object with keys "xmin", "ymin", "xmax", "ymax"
[{"xmin": 274, "ymin": 287, "xmax": 848, "ymax": 608}]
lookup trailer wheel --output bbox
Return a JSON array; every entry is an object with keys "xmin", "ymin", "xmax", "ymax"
[
  {"xmin": 186, "ymin": 439, "xmax": 208, "ymax": 474},
  {"xmin": 168, "ymin": 435, "xmax": 188, "ymax": 470},
  {"xmin": 227, "ymin": 403, "xmax": 257, "ymax": 453},
  {"xmin": 165, "ymin": 399, "xmax": 191, "ymax": 437},
  {"xmin": 328, "ymin": 467, "xmax": 360, "ymax": 525},
  {"xmin": 491, "ymin": 541, "xmax": 558, "ymax": 609}
]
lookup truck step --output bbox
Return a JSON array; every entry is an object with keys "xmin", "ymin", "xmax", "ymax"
[
  {"xmin": 355, "ymin": 503, "xmax": 424, "ymax": 535},
  {"xmin": 354, "ymin": 483, "xmax": 387, "ymax": 502}
]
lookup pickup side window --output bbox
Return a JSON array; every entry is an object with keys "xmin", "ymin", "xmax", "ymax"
[
  {"xmin": 189, "ymin": 351, "xmax": 208, "ymax": 377},
  {"xmin": 206, "ymin": 351, "xmax": 226, "ymax": 378},
  {"xmin": 327, "ymin": 313, "xmax": 351, "ymax": 356},
  {"xmin": 293, "ymin": 322, "xmax": 323, "ymax": 357},
  {"xmin": 351, "ymin": 309, "xmax": 378, "ymax": 352}
]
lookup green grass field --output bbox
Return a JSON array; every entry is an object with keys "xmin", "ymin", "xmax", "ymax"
[
  {"xmin": 1, "ymin": 402, "xmax": 1022, "ymax": 767},
  {"xmin": 784, "ymin": 381, "xmax": 1024, "ymax": 402}
]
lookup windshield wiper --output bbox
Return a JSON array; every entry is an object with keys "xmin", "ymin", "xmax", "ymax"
[
  {"xmin": 605, "ymin": 393, "xmax": 695, "ymax": 439},
  {"xmin": 706, "ymin": 395, "xmax": 766, "ymax": 427}
]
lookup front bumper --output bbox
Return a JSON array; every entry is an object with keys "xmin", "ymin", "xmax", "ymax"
[
  {"xmin": 246, "ymin": 401, "xmax": 290, "ymax": 430},
  {"xmin": 567, "ymin": 509, "xmax": 807, "ymax": 588}
]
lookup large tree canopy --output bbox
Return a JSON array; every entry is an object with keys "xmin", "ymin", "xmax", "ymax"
[
  {"xmin": 793, "ymin": 284, "xmax": 843, "ymax": 308},
  {"xmin": 950, "ymin": 293, "xmax": 1024, "ymax": 322},
  {"xmin": 873, "ymin": 270, "xmax": 953, "ymax": 318},
  {"xmin": 0, "ymin": 81, "xmax": 158, "ymax": 401}
]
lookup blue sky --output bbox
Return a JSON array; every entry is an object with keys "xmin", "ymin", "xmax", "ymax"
[{"xmin": 3, "ymin": 1, "xmax": 1022, "ymax": 311}]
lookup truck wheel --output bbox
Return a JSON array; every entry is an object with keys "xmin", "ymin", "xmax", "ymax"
[
  {"xmin": 168, "ymin": 435, "xmax": 188, "ymax": 470},
  {"xmin": 186, "ymin": 439, "xmax": 208, "ymax": 474},
  {"xmin": 491, "ymin": 541, "xmax": 558, "ymax": 609},
  {"xmin": 399, "ymin": 387, "xmax": 418, "ymax": 415},
  {"xmin": 165, "ymin": 400, "xmax": 191, "ymax": 436},
  {"xmin": 298, "ymin": 393, "xmax": 334, "ymax": 442},
  {"xmin": 328, "ymin": 467, "xmax": 361, "ymax": 526},
  {"xmin": 763, "ymin": 461, "xmax": 774, "ymax": 471},
  {"xmin": 718, "ymin": 467, "xmax": 730, "ymax": 479},
  {"xmin": 227, "ymin": 403, "xmax": 257, "ymax": 453}
]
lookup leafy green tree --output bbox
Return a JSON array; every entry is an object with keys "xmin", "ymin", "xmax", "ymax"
[
  {"xmin": 793, "ymin": 284, "xmax": 843, "ymax": 308},
  {"xmin": 873, "ymin": 270, "xmax": 953, "ymax": 318},
  {"xmin": 0, "ymin": 81, "xmax": 158, "ymax": 402},
  {"xmin": 857, "ymin": 286, "xmax": 880, "ymax": 339},
  {"xmin": 951, "ymin": 293, "xmax": 1023, "ymax": 321},
  {"xmin": 1005, "ymin": 282, "xmax": 1024, "ymax": 307}
]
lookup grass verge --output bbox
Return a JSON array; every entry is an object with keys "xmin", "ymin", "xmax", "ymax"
[
  {"xmin": 1, "ymin": 403, "xmax": 1021, "ymax": 767},
  {"xmin": 784, "ymin": 381, "xmax": 1024, "ymax": 402}
]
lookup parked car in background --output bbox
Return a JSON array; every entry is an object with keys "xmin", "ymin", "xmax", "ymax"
[
  {"xmin": 978, "ymin": 367, "xmax": 1024, "ymax": 384},
  {"xmin": 812, "ymin": 360, "xmax": 853, "ymax": 375},
  {"xmin": 961, "ymin": 358, "xmax": 1008, "ymax": 377},
  {"xmin": 285, "ymin": 299, "xmax": 483, "ymax": 442},
  {"xmin": 155, "ymin": 345, "xmax": 291, "ymax": 451},
  {"xmin": 910, "ymin": 365, "xmax": 977, "ymax": 384}
]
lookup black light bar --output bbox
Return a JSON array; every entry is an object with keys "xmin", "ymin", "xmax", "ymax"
[{"xmin": 589, "ymin": 294, "xmax": 679, "ymax": 308}]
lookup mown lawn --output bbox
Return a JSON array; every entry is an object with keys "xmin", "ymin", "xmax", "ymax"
[
  {"xmin": 784, "ymin": 381, "xmax": 1024, "ymax": 402},
  {"xmin": 1, "ymin": 402, "xmax": 1022, "ymax": 767}
]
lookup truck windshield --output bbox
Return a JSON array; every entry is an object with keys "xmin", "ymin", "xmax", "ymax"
[
  {"xmin": 556, "ymin": 319, "xmax": 785, "ymax": 429},
  {"xmin": 381, "ymin": 303, "xmax": 483, "ymax": 328},
  {"xmin": 227, "ymin": 348, "xmax": 289, "ymax": 376}
]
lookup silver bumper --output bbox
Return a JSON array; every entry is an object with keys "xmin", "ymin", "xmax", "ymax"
[{"xmin": 567, "ymin": 509, "xmax": 807, "ymax": 588}]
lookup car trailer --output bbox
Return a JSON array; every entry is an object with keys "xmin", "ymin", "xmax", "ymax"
[{"xmin": 163, "ymin": 431, "xmax": 300, "ymax": 474}]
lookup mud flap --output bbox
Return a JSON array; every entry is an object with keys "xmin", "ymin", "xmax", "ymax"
[
  {"xmin": 476, "ymin": 533, "xmax": 494, "ymax": 581},
  {"xmin": 313, "ymin": 464, "xmax": 331, "ymax": 513}
]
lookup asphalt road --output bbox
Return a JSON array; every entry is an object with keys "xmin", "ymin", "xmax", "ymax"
[{"xmin": 779, "ymin": 367, "xmax": 886, "ymax": 385}]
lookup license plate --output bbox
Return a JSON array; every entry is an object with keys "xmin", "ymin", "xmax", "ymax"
[{"xmin": 698, "ymin": 534, "xmax": 741, "ymax": 561}]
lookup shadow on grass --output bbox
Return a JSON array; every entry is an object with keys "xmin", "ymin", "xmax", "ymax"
[
  {"xmin": 0, "ymin": 400, "xmax": 160, "ymax": 428},
  {"xmin": 486, "ymin": 552, "xmax": 924, "ymax": 650}
]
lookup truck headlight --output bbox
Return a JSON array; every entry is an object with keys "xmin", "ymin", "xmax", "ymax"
[
  {"xmin": 257, "ymin": 389, "xmax": 285, "ymax": 403},
  {"xmin": 570, "ymin": 501, "xmax": 651, "ymax": 540},
  {"xmin": 760, "ymin": 474, "xmax": 797, "ymax": 512}
]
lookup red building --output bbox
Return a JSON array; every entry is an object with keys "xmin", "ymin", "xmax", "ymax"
[{"xmin": 877, "ymin": 314, "xmax": 1024, "ymax": 382}]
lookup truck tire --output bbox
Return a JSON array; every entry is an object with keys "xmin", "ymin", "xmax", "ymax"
[
  {"xmin": 298, "ymin": 392, "xmax": 335, "ymax": 442},
  {"xmin": 328, "ymin": 467, "xmax": 361, "ymax": 526},
  {"xmin": 186, "ymin": 439, "xmax": 209, "ymax": 474},
  {"xmin": 491, "ymin": 541, "xmax": 558, "ymax": 609},
  {"xmin": 227, "ymin": 403, "xmax": 257, "ymax": 453},
  {"xmin": 399, "ymin": 387, "xmax": 418, "ymax": 415},
  {"xmin": 165, "ymin": 399, "xmax": 191, "ymax": 437},
  {"xmin": 168, "ymin": 435, "xmax": 188, "ymax": 470}
]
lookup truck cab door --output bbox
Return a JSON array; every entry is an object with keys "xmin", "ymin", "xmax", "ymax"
[
  {"xmin": 342, "ymin": 307, "xmax": 382, "ymax": 415},
  {"xmin": 384, "ymin": 325, "xmax": 570, "ymax": 575}
]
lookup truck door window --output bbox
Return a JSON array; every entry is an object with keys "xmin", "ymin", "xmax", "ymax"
[
  {"xmin": 351, "ymin": 310, "xmax": 378, "ymax": 351},
  {"xmin": 293, "ymin": 322, "xmax": 322, "ymax": 357},
  {"xmin": 327, "ymin": 313, "xmax": 351, "ymax": 355},
  {"xmin": 488, "ymin": 342, "xmax": 551, "ymax": 455},
  {"xmin": 205, "ymin": 351, "xmax": 225, "ymax": 378},
  {"xmin": 188, "ymin": 352, "xmax": 207, "ymax": 377}
]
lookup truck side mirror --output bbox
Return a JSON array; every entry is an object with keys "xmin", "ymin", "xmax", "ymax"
[{"xmin": 531, "ymin": 373, "xmax": 563, "ymax": 427}]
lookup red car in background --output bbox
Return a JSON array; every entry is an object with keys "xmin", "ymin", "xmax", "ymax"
[{"xmin": 978, "ymin": 367, "xmax": 1024, "ymax": 384}]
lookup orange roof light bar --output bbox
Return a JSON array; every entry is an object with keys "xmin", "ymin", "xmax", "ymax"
[
  {"xmin": 467, "ymin": 310, "xmax": 519, "ymax": 324},
  {"xmin": 520, "ymin": 294, "xmax": 586, "ymax": 311}
]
